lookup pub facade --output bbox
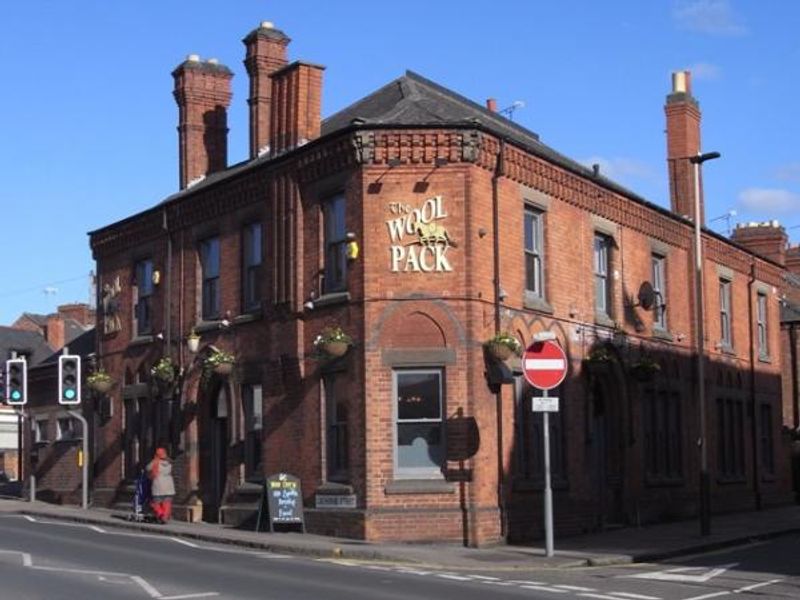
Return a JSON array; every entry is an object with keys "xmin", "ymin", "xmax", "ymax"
[{"xmin": 87, "ymin": 22, "xmax": 792, "ymax": 544}]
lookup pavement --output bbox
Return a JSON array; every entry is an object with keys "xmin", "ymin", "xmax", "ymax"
[{"xmin": 1, "ymin": 496, "xmax": 799, "ymax": 571}]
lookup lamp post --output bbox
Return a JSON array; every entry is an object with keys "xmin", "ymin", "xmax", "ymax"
[{"xmin": 690, "ymin": 150, "xmax": 720, "ymax": 537}]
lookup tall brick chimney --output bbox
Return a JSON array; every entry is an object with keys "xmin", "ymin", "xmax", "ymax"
[
  {"xmin": 45, "ymin": 314, "xmax": 65, "ymax": 350},
  {"xmin": 731, "ymin": 221, "xmax": 788, "ymax": 266},
  {"xmin": 787, "ymin": 245, "xmax": 800, "ymax": 275},
  {"xmin": 269, "ymin": 61, "xmax": 325, "ymax": 156},
  {"xmin": 665, "ymin": 70, "xmax": 704, "ymax": 224},
  {"xmin": 57, "ymin": 303, "xmax": 95, "ymax": 327},
  {"xmin": 243, "ymin": 21, "xmax": 290, "ymax": 159},
  {"xmin": 172, "ymin": 55, "xmax": 234, "ymax": 189}
]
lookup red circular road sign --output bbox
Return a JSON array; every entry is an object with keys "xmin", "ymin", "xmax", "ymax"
[{"xmin": 522, "ymin": 340, "xmax": 568, "ymax": 390}]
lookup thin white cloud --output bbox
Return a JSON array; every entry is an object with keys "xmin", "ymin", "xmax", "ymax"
[
  {"xmin": 773, "ymin": 162, "xmax": 800, "ymax": 183},
  {"xmin": 580, "ymin": 156, "xmax": 657, "ymax": 182},
  {"xmin": 738, "ymin": 187, "xmax": 800, "ymax": 215},
  {"xmin": 685, "ymin": 62, "xmax": 721, "ymax": 81},
  {"xmin": 673, "ymin": 0, "xmax": 747, "ymax": 36}
]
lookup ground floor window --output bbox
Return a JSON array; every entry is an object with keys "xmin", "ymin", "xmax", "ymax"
[
  {"xmin": 324, "ymin": 375, "xmax": 349, "ymax": 482},
  {"xmin": 642, "ymin": 390, "xmax": 682, "ymax": 482},
  {"xmin": 759, "ymin": 403, "xmax": 775, "ymax": 476},
  {"xmin": 394, "ymin": 369, "xmax": 444, "ymax": 478},
  {"xmin": 514, "ymin": 379, "xmax": 566, "ymax": 482},
  {"xmin": 56, "ymin": 417, "xmax": 80, "ymax": 441},
  {"xmin": 716, "ymin": 397, "xmax": 745, "ymax": 480},
  {"xmin": 242, "ymin": 384, "xmax": 263, "ymax": 479},
  {"xmin": 34, "ymin": 418, "xmax": 49, "ymax": 444}
]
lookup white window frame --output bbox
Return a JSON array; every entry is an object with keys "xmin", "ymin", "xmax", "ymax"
[
  {"xmin": 524, "ymin": 206, "xmax": 544, "ymax": 298},
  {"xmin": 594, "ymin": 234, "xmax": 611, "ymax": 317},
  {"xmin": 651, "ymin": 254, "xmax": 667, "ymax": 330},
  {"xmin": 34, "ymin": 418, "xmax": 49, "ymax": 444},
  {"xmin": 719, "ymin": 278, "xmax": 732, "ymax": 349},
  {"xmin": 393, "ymin": 369, "xmax": 444, "ymax": 479},
  {"xmin": 756, "ymin": 292, "xmax": 768, "ymax": 358},
  {"xmin": 56, "ymin": 417, "xmax": 80, "ymax": 441}
]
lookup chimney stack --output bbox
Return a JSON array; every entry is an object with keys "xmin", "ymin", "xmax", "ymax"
[
  {"xmin": 243, "ymin": 21, "xmax": 290, "ymax": 159},
  {"xmin": 665, "ymin": 70, "xmax": 704, "ymax": 224},
  {"xmin": 269, "ymin": 61, "xmax": 325, "ymax": 156},
  {"xmin": 787, "ymin": 245, "xmax": 800, "ymax": 274},
  {"xmin": 45, "ymin": 314, "xmax": 65, "ymax": 350},
  {"xmin": 172, "ymin": 55, "xmax": 233, "ymax": 189},
  {"xmin": 486, "ymin": 98, "xmax": 497, "ymax": 112},
  {"xmin": 731, "ymin": 221, "xmax": 788, "ymax": 266}
]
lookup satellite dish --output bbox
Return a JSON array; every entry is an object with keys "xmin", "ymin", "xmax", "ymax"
[{"xmin": 637, "ymin": 281, "xmax": 656, "ymax": 310}]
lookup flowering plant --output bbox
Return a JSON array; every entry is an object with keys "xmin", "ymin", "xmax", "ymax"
[
  {"xmin": 313, "ymin": 326, "xmax": 353, "ymax": 350},
  {"xmin": 631, "ymin": 357, "xmax": 661, "ymax": 372},
  {"xmin": 203, "ymin": 349, "xmax": 236, "ymax": 371},
  {"xmin": 86, "ymin": 370, "xmax": 113, "ymax": 386},
  {"xmin": 586, "ymin": 347, "xmax": 613, "ymax": 363},
  {"xmin": 150, "ymin": 357, "xmax": 176, "ymax": 382},
  {"xmin": 484, "ymin": 331, "xmax": 523, "ymax": 356}
]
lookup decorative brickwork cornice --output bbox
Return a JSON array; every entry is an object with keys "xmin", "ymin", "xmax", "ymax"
[{"xmin": 352, "ymin": 129, "xmax": 481, "ymax": 166}]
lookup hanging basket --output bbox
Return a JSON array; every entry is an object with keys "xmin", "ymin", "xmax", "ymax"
[
  {"xmin": 486, "ymin": 342, "xmax": 514, "ymax": 361},
  {"xmin": 212, "ymin": 361, "xmax": 234, "ymax": 376},
  {"xmin": 320, "ymin": 341, "xmax": 350, "ymax": 358},
  {"xmin": 89, "ymin": 379, "xmax": 113, "ymax": 394}
]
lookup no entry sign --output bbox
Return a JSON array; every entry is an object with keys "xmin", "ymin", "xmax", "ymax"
[{"xmin": 522, "ymin": 340, "xmax": 568, "ymax": 390}]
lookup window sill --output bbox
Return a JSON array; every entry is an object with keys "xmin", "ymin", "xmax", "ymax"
[
  {"xmin": 234, "ymin": 310, "xmax": 263, "ymax": 326},
  {"xmin": 194, "ymin": 320, "xmax": 225, "ymax": 333},
  {"xmin": 128, "ymin": 335, "xmax": 154, "ymax": 347},
  {"xmin": 594, "ymin": 313, "xmax": 617, "ymax": 329},
  {"xmin": 317, "ymin": 481, "xmax": 354, "ymax": 495},
  {"xmin": 717, "ymin": 343, "xmax": 735, "ymax": 356},
  {"xmin": 758, "ymin": 354, "xmax": 772, "ymax": 364},
  {"xmin": 523, "ymin": 292, "xmax": 554, "ymax": 314},
  {"xmin": 385, "ymin": 479, "xmax": 454, "ymax": 495},
  {"xmin": 652, "ymin": 328, "xmax": 674, "ymax": 342},
  {"xmin": 54, "ymin": 438, "xmax": 82, "ymax": 444},
  {"xmin": 314, "ymin": 292, "xmax": 350, "ymax": 308}
]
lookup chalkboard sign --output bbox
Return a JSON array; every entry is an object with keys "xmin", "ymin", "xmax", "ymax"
[{"xmin": 255, "ymin": 472, "xmax": 305, "ymax": 533}]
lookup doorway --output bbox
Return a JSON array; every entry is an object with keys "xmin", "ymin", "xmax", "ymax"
[
  {"xmin": 202, "ymin": 384, "xmax": 229, "ymax": 522},
  {"xmin": 591, "ymin": 380, "xmax": 625, "ymax": 528}
]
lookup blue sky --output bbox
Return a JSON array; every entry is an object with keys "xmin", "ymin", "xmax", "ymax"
[{"xmin": 1, "ymin": 1, "xmax": 798, "ymax": 324}]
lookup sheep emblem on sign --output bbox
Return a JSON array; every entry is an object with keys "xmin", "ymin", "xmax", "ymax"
[{"xmin": 415, "ymin": 222, "xmax": 456, "ymax": 247}]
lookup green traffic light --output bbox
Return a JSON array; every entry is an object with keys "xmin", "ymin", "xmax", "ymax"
[
  {"xmin": 11, "ymin": 391, "xmax": 21, "ymax": 401},
  {"xmin": 64, "ymin": 389, "xmax": 76, "ymax": 400}
]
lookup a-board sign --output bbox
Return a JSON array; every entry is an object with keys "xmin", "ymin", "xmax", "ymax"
[{"xmin": 255, "ymin": 472, "xmax": 305, "ymax": 532}]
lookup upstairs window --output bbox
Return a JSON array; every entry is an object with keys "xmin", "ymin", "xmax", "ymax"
[
  {"xmin": 756, "ymin": 292, "xmax": 768, "ymax": 358},
  {"xmin": 719, "ymin": 278, "xmax": 732, "ymax": 349},
  {"xmin": 594, "ymin": 234, "xmax": 612, "ymax": 318},
  {"xmin": 524, "ymin": 207, "xmax": 545, "ymax": 298},
  {"xmin": 200, "ymin": 237, "xmax": 221, "ymax": 320},
  {"xmin": 133, "ymin": 259, "xmax": 154, "ymax": 336},
  {"xmin": 651, "ymin": 254, "xmax": 667, "ymax": 330},
  {"xmin": 323, "ymin": 194, "xmax": 347, "ymax": 294},
  {"xmin": 242, "ymin": 223, "xmax": 263, "ymax": 312}
]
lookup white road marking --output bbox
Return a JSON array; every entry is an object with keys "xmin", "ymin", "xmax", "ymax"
[
  {"xmin": 160, "ymin": 594, "xmax": 220, "ymax": 600},
  {"xmin": 509, "ymin": 579, "xmax": 545, "ymax": 585},
  {"xmin": 469, "ymin": 575, "xmax": 501, "ymax": 581},
  {"xmin": 131, "ymin": 575, "xmax": 163, "ymax": 598},
  {"xmin": 682, "ymin": 592, "xmax": 729, "ymax": 600},
  {"xmin": 90, "ymin": 525, "xmax": 106, "ymax": 533},
  {"xmin": 627, "ymin": 563, "xmax": 737, "ymax": 583},
  {"xmin": 581, "ymin": 594, "xmax": 637, "ymax": 600},
  {"xmin": 520, "ymin": 585, "xmax": 569, "ymax": 593},
  {"xmin": 734, "ymin": 578, "xmax": 783, "ymax": 593},
  {"xmin": 436, "ymin": 574, "xmax": 473, "ymax": 581},
  {"xmin": 0, "ymin": 549, "xmax": 32, "ymax": 566},
  {"xmin": 23, "ymin": 515, "xmax": 36, "ymax": 522},
  {"xmin": 608, "ymin": 593, "xmax": 661, "ymax": 600},
  {"xmin": 556, "ymin": 584, "xmax": 597, "ymax": 591},
  {"xmin": 170, "ymin": 537, "xmax": 199, "ymax": 548}
]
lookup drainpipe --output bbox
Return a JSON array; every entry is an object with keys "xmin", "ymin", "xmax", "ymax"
[
  {"xmin": 791, "ymin": 323, "xmax": 799, "ymax": 430},
  {"xmin": 163, "ymin": 209, "xmax": 172, "ymax": 352},
  {"xmin": 747, "ymin": 260, "xmax": 761, "ymax": 510},
  {"xmin": 492, "ymin": 139, "xmax": 506, "ymax": 539}
]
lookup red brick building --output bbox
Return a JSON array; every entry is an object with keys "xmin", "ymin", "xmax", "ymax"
[{"xmin": 86, "ymin": 23, "xmax": 791, "ymax": 544}]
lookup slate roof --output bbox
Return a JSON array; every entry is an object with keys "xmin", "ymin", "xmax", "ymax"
[
  {"xmin": 0, "ymin": 327, "xmax": 54, "ymax": 366},
  {"xmin": 36, "ymin": 328, "xmax": 96, "ymax": 368}
]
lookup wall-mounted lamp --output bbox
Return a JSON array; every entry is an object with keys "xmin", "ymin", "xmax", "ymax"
[
  {"xmin": 498, "ymin": 287, "xmax": 508, "ymax": 301},
  {"xmin": 346, "ymin": 232, "xmax": 359, "ymax": 261},
  {"xmin": 152, "ymin": 270, "xmax": 161, "ymax": 286},
  {"xmin": 303, "ymin": 300, "xmax": 315, "ymax": 311},
  {"xmin": 187, "ymin": 333, "xmax": 200, "ymax": 354}
]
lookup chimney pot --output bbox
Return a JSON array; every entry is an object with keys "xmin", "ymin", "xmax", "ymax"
[
  {"xmin": 207, "ymin": 58, "xmax": 219, "ymax": 65},
  {"xmin": 187, "ymin": 54, "xmax": 200, "ymax": 62},
  {"xmin": 260, "ymin": 21, "xmax": 274, "ymax": 29},
  {"xmin": 486, "ymin": 98, "xmax": 497, "ymax": 112}
]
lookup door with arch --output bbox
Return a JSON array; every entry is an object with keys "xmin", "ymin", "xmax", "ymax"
[
  {"xmin": 201, "ymin": 384, "xmax": 229, "ymax": 522},
  {"xmin": 590, "ymin": 373, "xmax": 625, "ymax": 528}
]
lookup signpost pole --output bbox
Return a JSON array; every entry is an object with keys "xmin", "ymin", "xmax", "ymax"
[{"xmin": 542, "ymin": 388, "xmax": 554, "ymax": 557}]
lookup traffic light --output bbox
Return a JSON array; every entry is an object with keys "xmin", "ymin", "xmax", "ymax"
[
  {"xmin": 58, "ymin": 355, "xmax": 81, "ymax": 405},
  {"xmin": 6, "ymin": 358, "xmax": 27, "ymax": 405}
]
